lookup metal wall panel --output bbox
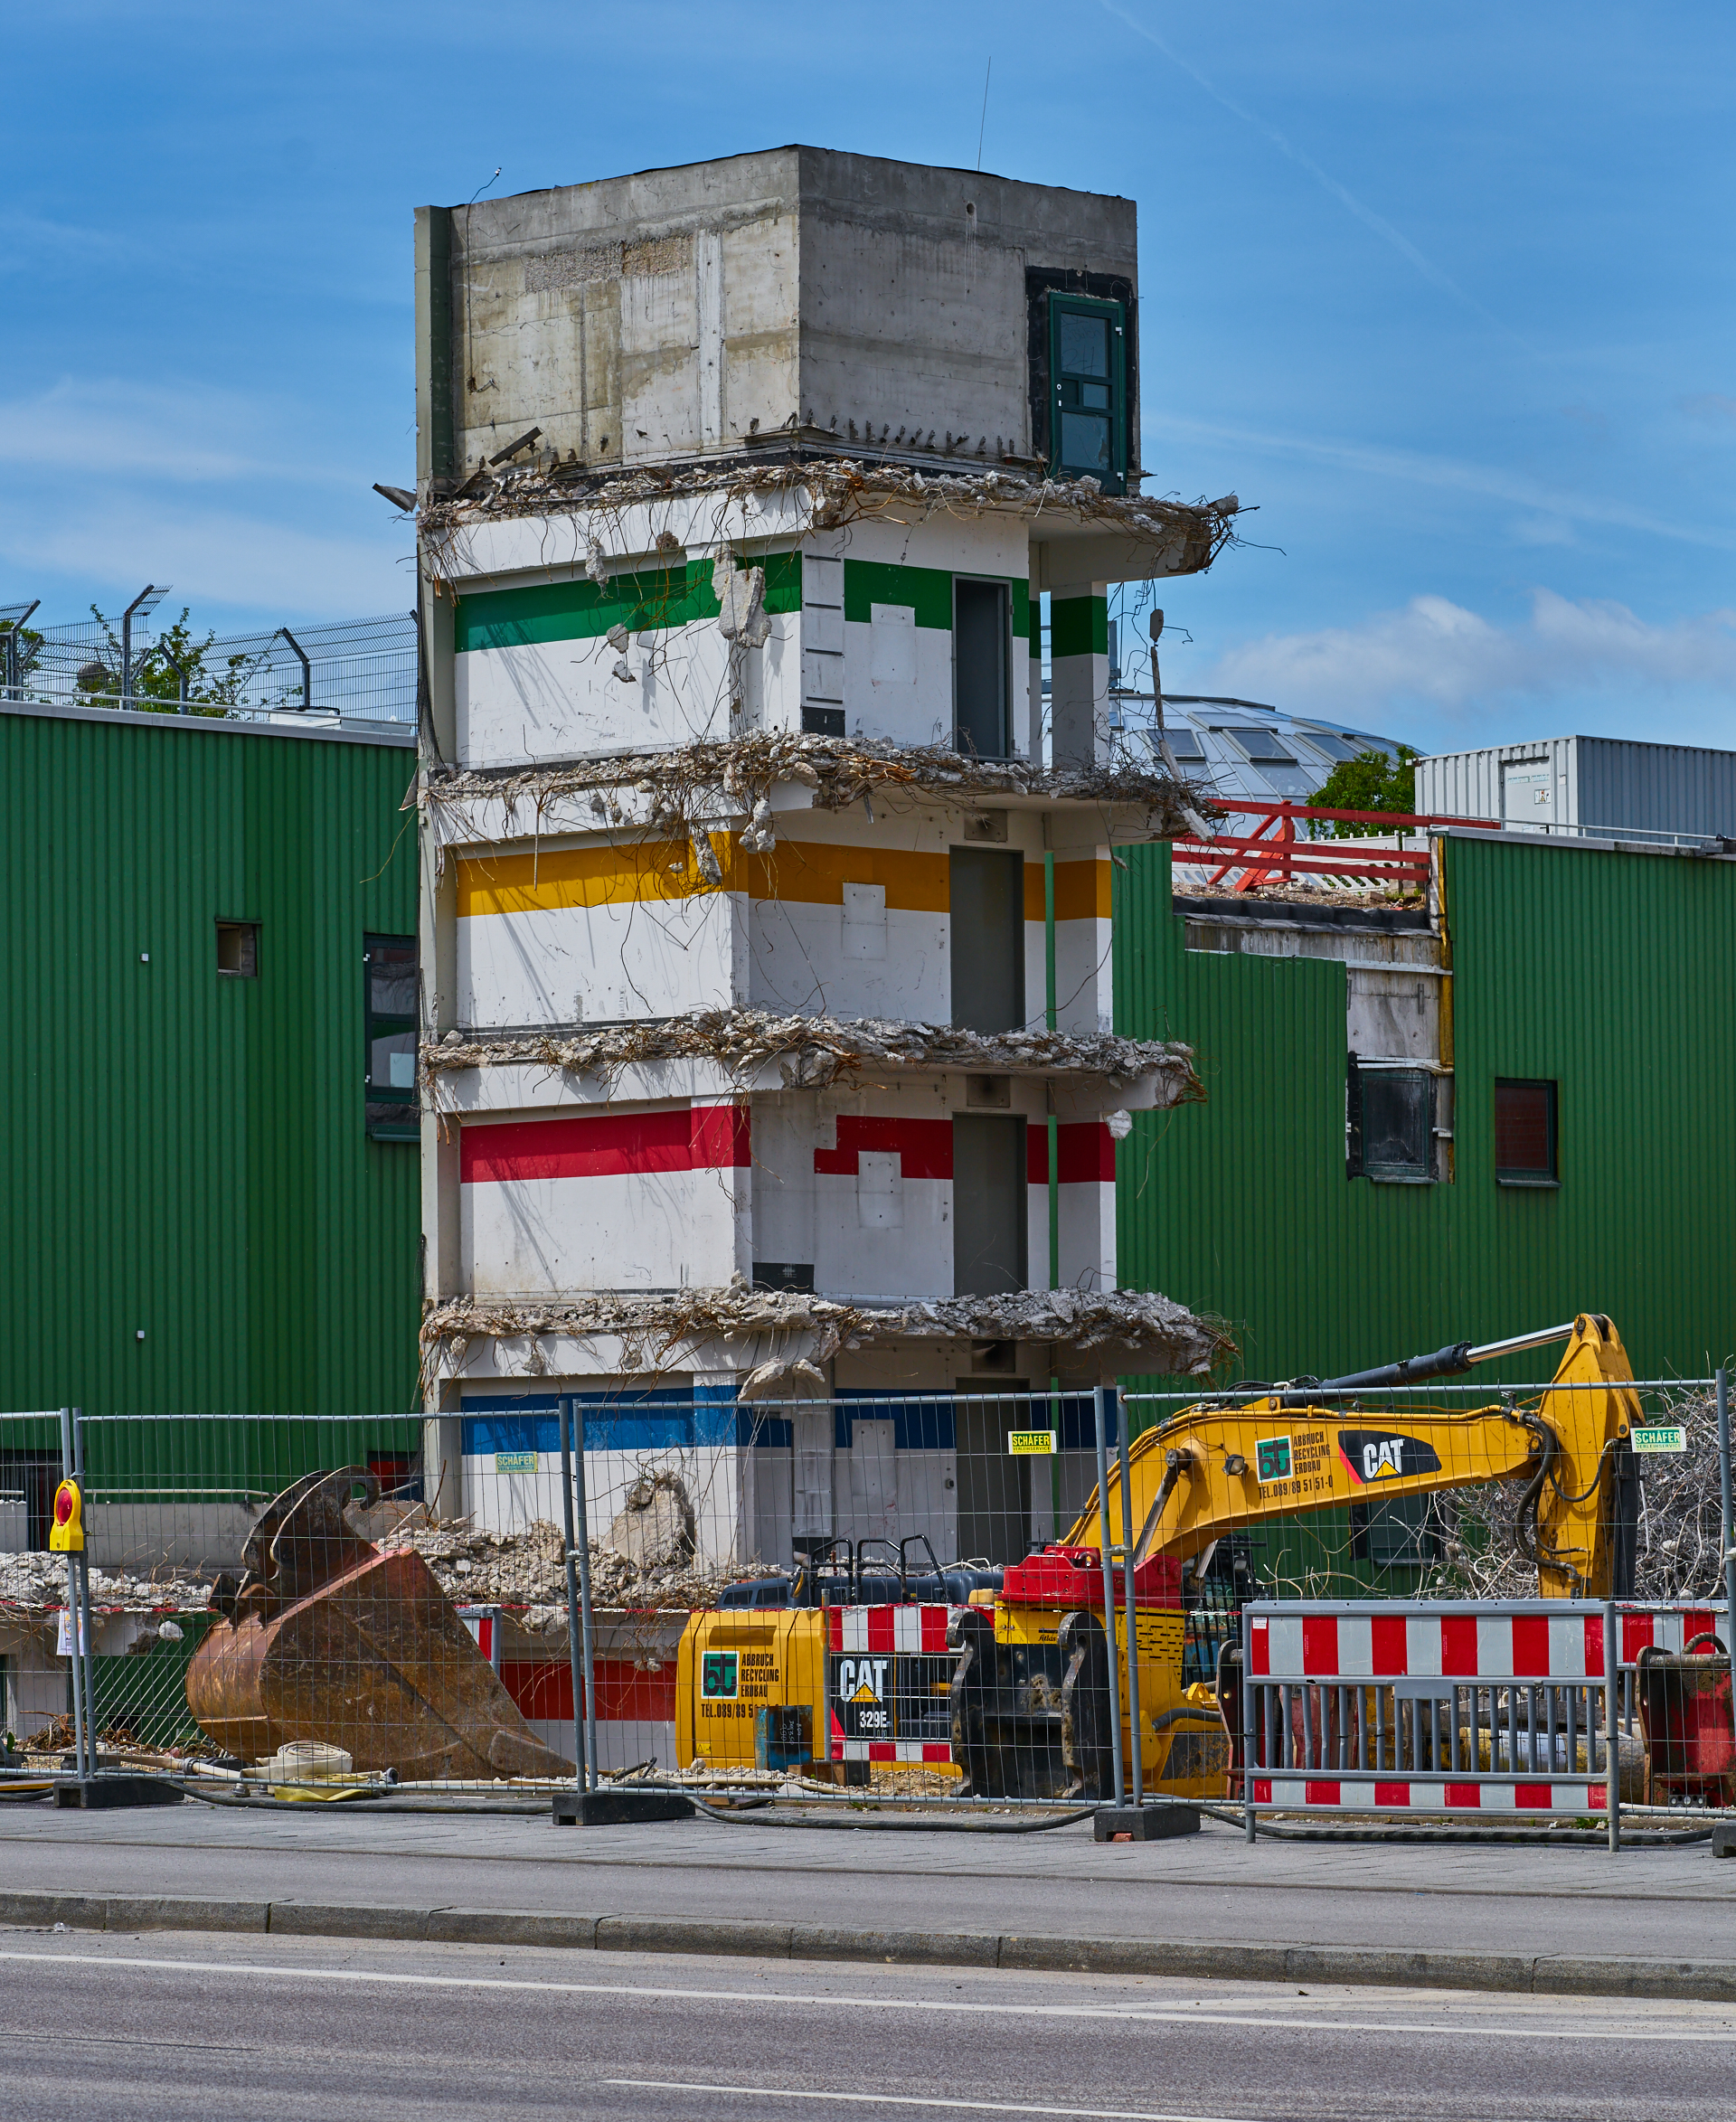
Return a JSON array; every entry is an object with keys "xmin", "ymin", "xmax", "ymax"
[
  {"xmin": 1419, "ymin": 735, "xmax": 1736, "ymax": 839},
  {"xmin": 0, "ymin": 707, "xmax": 420, "ymax": 1418},
  {"xmin": 1114, "ymin": 835, "xmax": 1736, "ymax": 1396}
]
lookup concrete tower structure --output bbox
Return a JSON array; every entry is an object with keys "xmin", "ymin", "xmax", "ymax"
[{"xmin": 412, "ymin": 148, "xmax": 1238, "ymax": 1567}]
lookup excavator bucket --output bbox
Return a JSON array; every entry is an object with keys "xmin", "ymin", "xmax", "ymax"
[{"xmin": 185, "ymin": 1467, "xmax": 571, "ymax": 1781}]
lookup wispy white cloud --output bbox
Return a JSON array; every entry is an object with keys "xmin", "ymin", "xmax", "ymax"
[
  {"xmin": 1204, "ymin": 591, "xmax": 1736, "ymax": 735},
  {"xmin": 0, "ymin": 378, "xmax": 355, "ymax": 488},
  {"xmin": 1102, "ymin": 3, "xmax": 1524, "ymax": 347},
  {"xmin": 0, "ymin": 493, "xmax": 410, "ymax": 620},
  {"xmin": 1147, "ymin": 410, "xmax": 1736, "ymax": 552}
]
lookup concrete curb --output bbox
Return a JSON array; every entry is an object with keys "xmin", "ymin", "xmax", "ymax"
[{"xmin": 4, "ymin": 1891, "xmax": 1735, "ymax": 2002}]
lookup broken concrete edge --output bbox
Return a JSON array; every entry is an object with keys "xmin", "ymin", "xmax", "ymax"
[{"xmin": 5, "ymin": 1893, "xmax": 1735, "ymax": 2002}]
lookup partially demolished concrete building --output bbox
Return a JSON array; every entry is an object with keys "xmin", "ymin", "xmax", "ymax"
[{"xmin": 412, "ymin": 147, "xmax": 1239, "ymax": 1566}]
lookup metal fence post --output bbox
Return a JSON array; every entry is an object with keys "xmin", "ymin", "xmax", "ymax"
[
  {"xmin": 1604, "ymin": 1594, "xmax": 1619, "ymax": 1855},
  {"xmin": 1718, "ymin": 1368, "xmax": 1734, "ymax": 1648},
  {"xmin": 1115, "ymin": 1391, "xmax": 1143, "ymax": 1807},
  {"xmin": 1242, "ymin": 1601, "xmax": 1256, "ymax": 1844},
  {"xmin": 573, "ymin": 1398, "xmax": 599, "ymax": 1791},
  {"xmin": 57, "ymin": 1408, "xmax": 87, "ymax": 1780},
  {"xmin": 72, "ymin": 1408, "xmax": 97, "ymax": 1767},
  {"xmin": 1093, "ymin": 1386, "xmax": 1125, "ymax": 1808},
  {"xmin": 558, "ymin": 1398, "xmax": 589, "ymax": 1794}
]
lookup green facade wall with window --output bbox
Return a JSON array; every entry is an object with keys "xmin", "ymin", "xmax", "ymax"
[
  {"xmin": 0, "ymin": 706, "xmax": 420, "ymax": 1418},
  {"xmin": 1115, "ymin": 832, "xmax": 1736, "ymax": 1394}
]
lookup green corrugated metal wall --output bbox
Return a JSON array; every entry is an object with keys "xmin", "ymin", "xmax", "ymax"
[
  {"xmin": 1116, "ymin": 835, "xmax": 1736, "ymax": 1393},
  {"xmin": 1, "ymin": 709, "xmax": 420, "ymax": 1416}
]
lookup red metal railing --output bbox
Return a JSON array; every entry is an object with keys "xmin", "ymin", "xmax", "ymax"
[{"xmin": 1172, "ymin": 802, "xmax": 1498, "ymax": 895}]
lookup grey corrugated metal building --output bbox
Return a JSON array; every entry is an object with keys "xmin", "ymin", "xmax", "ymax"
[{"xmin": 1416, "ymin": 735, "xmax": 1736, "ymax": 845}]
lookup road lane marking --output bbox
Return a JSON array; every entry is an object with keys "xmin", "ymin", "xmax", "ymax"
[
  {"xmin": 0, "ymin": 1950, "xmax": 1728, "ymax": 2042},
  {"xmin": 605, "ymin": 2085, "xmax": 1252, "ymax": 2120}
]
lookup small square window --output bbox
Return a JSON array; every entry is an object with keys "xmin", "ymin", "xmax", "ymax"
[
  {"xmin": 1495, "ymin": 1078, "xmax": 1558, "ymax": 1185},
  {"xmin": 215, "ymin": 920, "xmax": 259, "ymax": 977},
  {"xmin": 1347, "ymin": 1058, "xmax": 1435, "ymax": 1183}
]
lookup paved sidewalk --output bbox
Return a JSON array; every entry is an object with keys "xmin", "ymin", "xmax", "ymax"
[{"xmin": 3, "ymin": 1800, "xmax": 1732, "ymax": 1972}]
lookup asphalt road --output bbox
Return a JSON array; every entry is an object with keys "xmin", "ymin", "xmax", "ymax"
[{"xmin": 2, "ymin": 1930, "xmax": 1733, "ymax": 2122}]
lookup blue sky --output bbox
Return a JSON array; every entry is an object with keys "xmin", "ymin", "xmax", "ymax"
[{"xmin": 3, "ymin": 1, "xmax": 1731, "ymax": 754}]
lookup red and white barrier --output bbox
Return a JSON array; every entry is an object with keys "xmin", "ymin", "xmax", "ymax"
[
  {"xmin": 827, "ymin": 1603, "xmax": 957, "ymax": 1764},
  {"xmin": 1241, "ymin": 1600, "xmax": 1725, "ymax": 1816}
]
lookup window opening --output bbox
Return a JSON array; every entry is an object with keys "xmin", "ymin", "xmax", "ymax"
[
  {"xmin": 364, "ymin": 933, "xmax": 418, "ymax": 1143},
  {"xmin": 215, "ymin": 920, "xmax": 259, "ymax": 977},
  {"xmin": 1048, "ymin": 295, "xmax": 1127, "ymax": 494},
  {"xmin": 1347, "ymin": 1057, "xmax": 1434, "ymax": 1183},
  {"xmin": 954, "ymin": 578, "xmax": 1010, "ymax": 759},
  {"xmin": 1495, "ymin": 1078, "xmax": 1557, "ymax": 1184}
]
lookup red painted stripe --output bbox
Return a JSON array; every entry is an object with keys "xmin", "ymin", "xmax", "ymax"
[
  {"xmin": 866, "ymin": 1607, "xmax": 895, "ymax": 1655},
  {"xmin": 1301, "ymin": 1615, "xmax": 1337, "ymax": 1676},
  {"xmin": 922, "ymin": 1743, "xmax": 952, "ymax": 1764},
  {"xmin": 868, "ymin": 1742, "xmax": 895, "ymax": 1763},
  {"xmin": 1372, "ymin": 1615, "xmax": 1408, "ymax": 1676},
  {"xmin": 461, "ymin": 1104, "xmax": 748, "ymax": 1183},
  {"xmin": 501, "ymin": 1658, "xmax": 676, "ymax": 1722},
  {"xmin": 1440, "ymin": 1616, "xmax": 1479, "ymax": 1676},
  {"xmin": 1055, "ymin": 1122, "xmax": 1116, "ymax": 1184},
  {"xmin": 1445, "ymin": 1781, "xmax": 1482, "ymax": 1809},
  {"xmin": 1373, "ymin": 1781, "xmax": 1410, "ymax": 1807},
  {"xmin": 1252, "ymin": 1778, "xmax": 1272, "ymax": 1805},
  {"xmin": 1584, "ymin": 1614, "xmax": 1602, "ymax": 1676},
  {"xmin": 828, "ymin": 1608, "xmax": 844, "ymax": 1653},
  {"xmin": 920, "ymin": 1608, "xmax": 949, "ymax": 1654},
  {"xmin": 1621, "ymin": 1613, "xmax": 1654, "ymax": 1662},
  {"xmin": 1250, "ymin": 1620, "xmax": 1269, "ymax": 1677},
  {"xmin": 1511, "ymin": 1615, "xmax": 1549, "ymax": 1678},
  {"xmin": 1514, "ymin": 1783, "xmax": 1553, "ymax": 1810},
  {"xmin": 1304, "ymin": 1780, "xmax": 1340, "ymax": 1806},
  {"xmin": 1590, "ymin": 1782, "xmax": 1608, "ymax": 1812},
  {"xmin": 814, "ymin": 1115, "xmax": 954, "ymax": 1179}
]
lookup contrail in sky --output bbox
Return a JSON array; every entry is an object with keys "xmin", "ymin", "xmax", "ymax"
[{"xmin": 1103, "ymin": 3, "xmax": 1524, "ymax": 347}]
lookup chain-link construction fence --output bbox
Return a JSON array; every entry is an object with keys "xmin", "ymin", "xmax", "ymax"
[{"xmin": 3, "ymin": 1359, "xmax": 1732, "ymax": 1825}]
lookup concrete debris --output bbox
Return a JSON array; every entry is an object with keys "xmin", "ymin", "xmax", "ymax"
[
  {"xmin": 0, "ymin": 1551, "xmax": 216, "ymax": 1619},
  {"xmin": 423, "ymin": 1007, "xmax": 1200, "ymax": 1101},
  {"xmin": 384, "ymin": 1514, "xmax": 773, "ymax": 1625},
  {"xmin": 712, "ymin": 555, "xmax": 769, "ymax": 646},
  {"xmin": 420, "ymin": 457, "xmax": 1242, "ymax": 583},
  {"xmin": 739, "ymin": 1354, "xmax": 829, "ymax": 1402},
  {"xmin": 421, "ymin": 1283, "xmax": 1234, "ymax": 1383},
  {"xmin": 419, "ymin": 729, "xmax": 1216, "ymax": 847},
  {"xmin": 606, "ymin": 1469, "xmax": 695, "ymax": 1571}
]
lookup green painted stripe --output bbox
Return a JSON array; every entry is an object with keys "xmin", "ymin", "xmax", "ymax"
[
  {"xmin": 456, "ymin": 551, "xmax": 801, "ymax": 654},
  {"xmin": 1052, "ymin": 593, "xmax": 1108, "ymax": 661},
  {"xmin": 843, "ymin": 559, "xmax": 955, "ymax": 629},
  {"xmin": 843, "ymin": 562, "xmax": 1032, "ymax": 637}
]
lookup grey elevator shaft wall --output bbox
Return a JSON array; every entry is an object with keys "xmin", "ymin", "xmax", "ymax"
[
  {"xmin": 956, "ymin": 1388, "xmax": 1033, "ymax": 1566},
  {"xmin": 954, "ymin": 579, "xmax": 1010, "ymax": 759},
  {"xmin": 952, "ymin": 1113, "xmax": 1027, "ymax": 1297},
  {"xmin": 949, "ymin": 848, "xmax": 1024, "ymax": 1032}
]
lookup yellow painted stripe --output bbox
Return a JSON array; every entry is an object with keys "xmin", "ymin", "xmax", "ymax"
[
  {"xmin": 457, "ymin": 835, "xmax": 951, "ymax": 919},
  {"xmin": 1023, "ymin": 859, "xmax": 1111, "ymax": 923}
]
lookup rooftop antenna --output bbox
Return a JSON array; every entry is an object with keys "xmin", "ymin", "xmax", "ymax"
[
  {"xmin": 121, "ymin": 585, "xmax": 168, "ymax": 709},
  {"xmin": 976, "ymin": 58, "xmax": 992, "ymax": 171},
  {"xmin": 1, "ymin": 598, "xmax": 39, "ymax": 698}
]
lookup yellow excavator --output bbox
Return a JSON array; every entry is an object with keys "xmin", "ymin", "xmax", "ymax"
[{"xmin": 676, "ymin": 1314, "xmax": 1645, "ymax": 1799}]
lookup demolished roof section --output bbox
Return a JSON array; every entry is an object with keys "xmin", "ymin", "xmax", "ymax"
[
  {"xmin": 416, "ymin": 728, "xmax": 1219, "ymax": 856},
  {"xmin": 424, "ymin": 1009, "xmax": 1201, "ymax": 1101},
  {"xmin": 421, "ymin": 456, "xmax": 1241, "ymax": 579},
  {"xmin": 421, "ymin": 1284, "xmax": 1234, "ymax": 1391}
]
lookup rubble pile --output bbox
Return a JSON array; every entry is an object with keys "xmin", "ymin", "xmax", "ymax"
[
  {"xmin": 392, "ymin": 1510, "xmax": 774, "ymax": 1630},
  {"xmin": 422, "ymin": 1281, "xmax": 1235, "ymax": 1389},
  {"xmin": 424, "ymin": 1007, "xmax": 1200, "ymax": 1101},
  {"xmin": 420, "ymin": 728, "xmax": 1217, "ymax": 854},
  {"xmin": 0, "ymin": 1551, "xmax": 214, "ymax": 1618}
]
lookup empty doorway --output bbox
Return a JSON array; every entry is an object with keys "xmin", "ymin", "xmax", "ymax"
[
  {"xmin": 949, "ymin": 848, "xmax": 1024, "ymax": 1032},
  {"xmin": 954, "ymin": 579, "xmax": 1010, "ymax": 759}
]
